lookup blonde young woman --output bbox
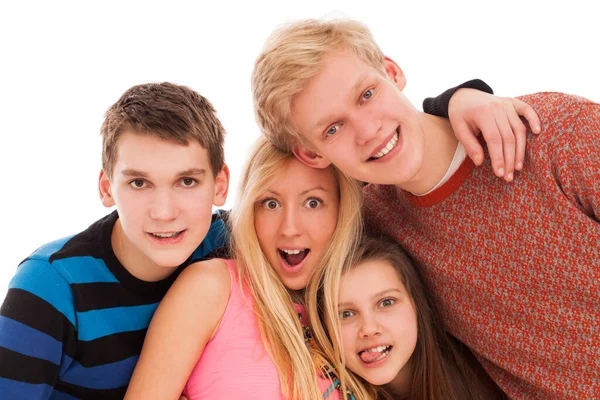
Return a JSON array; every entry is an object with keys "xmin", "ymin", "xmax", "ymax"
[{"xmin": 123, "ymin": 136, "xmax": 367, "ymax": 400}]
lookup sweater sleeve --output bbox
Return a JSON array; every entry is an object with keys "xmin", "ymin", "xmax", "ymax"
[
  {"xmin": 555, "ymin": 102, "xmax": 600, "ymax": 222},
  {"xmin": 0, "ymin": 258, "xmax": 76, "ymax": 399},
  {"xmin": 422, "ymin": 79, "xmax": 494, "ymax": 118}
]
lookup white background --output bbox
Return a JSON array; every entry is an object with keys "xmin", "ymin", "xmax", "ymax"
[{"xmin": 1, "ymin": 0, "xmax": 598, "ymax": 301}]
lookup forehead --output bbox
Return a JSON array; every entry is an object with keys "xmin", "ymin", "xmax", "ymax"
[
  {"xmin": 113, "ymin": 131, "xmax": 211, "ymax": 176},
  {"xmin": 266, "ymin": 158, "xmax": 338, "ymax": 194},
  {"xmin": 290, "ymin": 51, "xmax": 380, "ymax": 133},
  {"xmin": 341, "ymin": 260, "xmax": 403, "ymax": 295}
]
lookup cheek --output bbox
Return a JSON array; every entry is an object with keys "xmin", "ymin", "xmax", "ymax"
[{"xmin": 254, "ymin": 212, "xmax": 277, "ymax": 247}]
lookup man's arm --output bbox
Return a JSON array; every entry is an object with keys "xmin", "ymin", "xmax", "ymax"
[
  {"xmin": 0, "ymin": 259, "xmax": 75, "ymax": 399},
  {"xmin": 423, "ymin": 79, "xmax": 541, "ymax": 182}
]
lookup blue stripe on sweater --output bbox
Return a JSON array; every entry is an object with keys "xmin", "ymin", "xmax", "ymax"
[
  {"xmin": 0, "ymin": 316, "xmax": 62, "ymax": 364},
  {"xmin": 52, "ymin": 256, "xmax": 119, "ymax": 284},
  {"xmin": 0, "ymin": 377, "xmax": 53, "ymax": 399},
  {"xmin": 77, "ymin": 303, "xmax": 158, "ymax": 341},
  {"xmin": 60, "ymin": 355, "xmax": 138, "ymax": 389},
  {"xmin": 27, "ymin": 236, "xmax": 74, "ymax": 262},
  {"xmin": 9, "ymin": 259, "xmax": 76, "ymax": 326}
]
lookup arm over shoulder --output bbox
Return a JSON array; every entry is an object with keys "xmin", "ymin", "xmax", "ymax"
[
  {"xmin": 0, "ymin": 258, "xmax": 76, "ymax": 399},
  {"xmin": 124, "ymin": 259, "xmax": 231, "ymax": 400}
]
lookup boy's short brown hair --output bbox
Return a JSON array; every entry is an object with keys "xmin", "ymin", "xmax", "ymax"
[
  {"xmin": 101, "ymin": 82, "xmax": 225, "ymax": 178},
  {"xmin": 252, "ymin": 19, "xmax": 385, "ymax": 153}
]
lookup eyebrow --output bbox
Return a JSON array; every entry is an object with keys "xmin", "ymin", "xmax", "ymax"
[
  {"xmin": 338, "ymin": 288, "xmax": 402, "ymax": 309},
  {"xmin": 307, "ymin": 70, "xmax": 372, "ymax": 134},
  {"xmin": 120, "ymin": 168, "xmax": 207, "ymax": 178},
  {"xmin": 263, "ymin": 186, "xmax": 328, "ymax": 197}
]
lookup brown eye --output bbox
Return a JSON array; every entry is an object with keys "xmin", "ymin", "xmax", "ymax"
[
  {"xmin": 304, "ymin": 198, "xmax": 323, "ymax": 209},
  {"xmin": 262, "ymin": 199, "xmax": 280, "ymax": 210},
  {"xmin": 181, "ymin": 177, "xmax": 197, "ymax": 187},
  {"xmin": 130, "ymin": 179, "xmax": 146, "ymax": 188}
]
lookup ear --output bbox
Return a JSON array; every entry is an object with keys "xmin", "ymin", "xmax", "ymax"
[
  {"xmin": 98, "ymin": 170, "xmax": 116, "ymax": 208},
  {"xmin": 292, "ymin": 144, "xmax": 332, "ymax": 169},
  {"xmin": 384, "ymin": 56, "xmax": 406, "ymax": 91},
  {"xmin": 212, "ymin": 164, "xmax": 230, "ymax": 207}
]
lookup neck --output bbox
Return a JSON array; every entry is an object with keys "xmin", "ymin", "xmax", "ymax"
[
  {"xmin": 288, "ymin": 289, "xmax": 305, "ymax": 305},
  {"xmin": 399, "ymin": 113, "xmax": 458, "ymax": 195},
  {"xmin": 385, "ymin": 359, "xmax": 413, "ymax": 398}
]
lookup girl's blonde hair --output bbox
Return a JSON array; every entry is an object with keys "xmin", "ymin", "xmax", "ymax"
[
  {"xmin": 252, "ymin": 18, "xmax": 385, "ymax": 153},
  {"xmin": 231, "ymin": 137, "xmax": 367, "ymax": 399}
]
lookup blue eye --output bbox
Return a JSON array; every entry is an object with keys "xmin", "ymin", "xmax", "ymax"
[
  {"xmin": 339, "ymin": 310, "xmax": 355, "ymax": 320},
  {"xmin": 326, "ymin": 125, "xmax": 339, "ymax": 136},
  {"xmin": 379, "ymin": 298, "xmax": 395, "ymax": 308},
  {"xmin": 362, "ymin": 89, "xmax": 373, "ymax": 100}
]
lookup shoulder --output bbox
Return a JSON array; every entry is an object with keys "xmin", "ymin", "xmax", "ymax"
[
  {"xmin": 169, "ymin": 259, "xmax": 231, "ymax": 302},
  {"xmin": 518, "ymin": 92, "xmax": 598, "ymax": 136}
]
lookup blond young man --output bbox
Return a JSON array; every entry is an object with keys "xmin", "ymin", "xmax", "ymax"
[
  {"xmin": 0, "ymin": 83, "xmax": 229, "ymax": 399},
  {"xmin": 252, "ymin": 19, "xmax": 599, "ymax": 399}
]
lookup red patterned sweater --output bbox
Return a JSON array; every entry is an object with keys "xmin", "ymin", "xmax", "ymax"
[{"xmin": 363, "ymin": 93, "xmax": 599, "ymax": 400}]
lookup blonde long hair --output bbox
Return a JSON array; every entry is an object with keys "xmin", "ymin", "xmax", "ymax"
[{"xmin": 231, "ymin": 137, "xmax": 366, "ymax": 399}]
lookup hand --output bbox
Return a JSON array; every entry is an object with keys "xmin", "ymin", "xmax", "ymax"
[{"xmin": 448, "ymin": 89, "xmax": 541, "ymax": 182}]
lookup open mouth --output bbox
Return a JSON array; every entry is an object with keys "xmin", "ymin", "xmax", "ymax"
[
  {"xmin": 358, "ymin": 345, "xmax": 392, "ymax": 364},
  {"xmin": 150, "ymin": 231, "xmax": 184, "ymax": 239},
  {"xmin": 278, "ymin": 248, "xmax": 310, "ymax": 266},
  {"xmin": 368, "ymin": 128, "xmax": 400, "ymax": 161}
]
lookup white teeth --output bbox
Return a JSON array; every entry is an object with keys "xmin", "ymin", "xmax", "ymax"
[
  {"xmin": 365, "ymin": 345, "xmax": 389, "ymax": 353},
  {"xmin": 281, "ymin": 249, "xmax": 301, "ymax": 255},
  {"xmin": 372, "ymin": 131, "xmax": 399, "ymax": 159},
  {"xmin": 152, "ymin": 232, "xmax": 180, "ymax": 238}
]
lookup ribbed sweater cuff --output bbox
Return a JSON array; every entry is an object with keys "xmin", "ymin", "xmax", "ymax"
[{"xmin": 422, "ymin": 79, "xmax": 494, "ymax": 118}]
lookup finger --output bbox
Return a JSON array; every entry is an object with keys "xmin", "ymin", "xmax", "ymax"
[
  {"xmin": 451, "ymin": 119, "xmax": 485, "ymax": 166},
  {"xmin": 495, "ymin": 114, "xmax": 516, "ymax": 181},
  {"xmin": 507, "ymin": 107, "xmax": 527, "ymax": 170},
  {"xmin": 512, "ymin": 98, "xmax": 541, "ymax": 134},
  {"xmin": 478, "ymin": 118, "xmax": 505, "ymax": 177}
]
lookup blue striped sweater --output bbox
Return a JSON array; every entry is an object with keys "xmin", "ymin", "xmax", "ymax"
[{"xmin": 0, "ymin": 210, "xmax": 229, "ymax": 399}]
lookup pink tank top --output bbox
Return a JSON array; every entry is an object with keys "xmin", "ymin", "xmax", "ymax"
[{"xmin": 183, "ymin": 259, "xmax": 340, "ymax": 399}]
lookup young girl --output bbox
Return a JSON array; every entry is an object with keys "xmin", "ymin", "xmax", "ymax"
[
  {"xmin": 309, "ymin": 236, "xmax": 507, "ymax": 400},
  {"xmin": 124, "ymin": 137, "xmax": 365, "ymax": 399}
]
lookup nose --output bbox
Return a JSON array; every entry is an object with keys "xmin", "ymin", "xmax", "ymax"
[
  {"xmin": 279, "ymin": 206, "xmax": 301, "ymax": 237},
  {"xmin": 358, "ymin": 313, "xmax": 382, "ymax": 338},
  {"xmin": 149, "ymin": 189, "xmax": 178, "ymax": 221},
  {"xmin": 352, "ymin": 113, "xmax": 382, "ymax": 146}
]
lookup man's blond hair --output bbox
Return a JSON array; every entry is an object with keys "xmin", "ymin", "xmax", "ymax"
[{"xmin": 252, "ymin": 18, "xmax": 385, "ymax": 153}]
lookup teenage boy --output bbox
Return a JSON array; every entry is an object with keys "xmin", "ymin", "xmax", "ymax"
[
  {"xmin": 0, "ymin": 83, "xmax": 230, "ymax": 398},
  {"xmin": 252, "ymin": 19, "xmax": 599, "ymax": 399}
]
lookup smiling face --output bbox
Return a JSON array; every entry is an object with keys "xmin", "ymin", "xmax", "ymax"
[
  {"xmin": 254, "ymin": 158, "xmax": 339, "ymax": 291},
  {"xmin": 338, "ymin": 259, "xmax": 418, "ymax": 388},
  {"xmin": 290, "ymin": 51, "xmax": 427, "ymax": 187},
  {"xmin": 99, "ymin": 131, "xmax": 228, "ymax": 281}
]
